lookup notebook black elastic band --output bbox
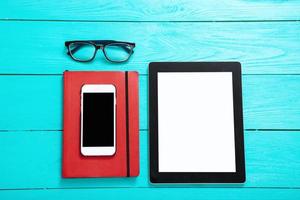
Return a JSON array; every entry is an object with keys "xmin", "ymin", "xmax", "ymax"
[{"xmin": 125, "ymin": 71, "xmax": 130, "ymax": 177}]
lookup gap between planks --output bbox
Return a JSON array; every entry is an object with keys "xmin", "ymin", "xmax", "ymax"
[
  {"xmin": 0, "ymin": 19, "xmax": 300, "ymax": 23},
  {"xmin": 0, "ymin": 186, "xmax": 300, "ymax": 191},
  {"xmin": 1, "ymin": 74, "xmax": 300, "ymax": 76},
  {"xmin": 1, "ymin": 129, "xmax": 300, "ymax": 132}
]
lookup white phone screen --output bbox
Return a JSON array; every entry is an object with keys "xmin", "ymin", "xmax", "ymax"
[{"xmin": 157, "ymin": 72, "xmax": 236, "ymax": 172}]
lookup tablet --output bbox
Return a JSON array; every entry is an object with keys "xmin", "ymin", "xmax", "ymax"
[{"xmin": 149, "ymin": 62, "xmax": 245, "ymax": 183}]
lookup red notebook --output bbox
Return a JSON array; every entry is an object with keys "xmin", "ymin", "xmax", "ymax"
[{"xmin": 62, "ymin": 71, "xmax": 139, "ymax": 178}]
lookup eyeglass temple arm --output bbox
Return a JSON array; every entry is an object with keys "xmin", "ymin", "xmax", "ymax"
[
  {"xmin": 67, "ymin": 45, "xmax": 81, "ymax": 55},
  {"xmin": 67, "ymin": 42, "xmax": 134, "ymax": 55}
]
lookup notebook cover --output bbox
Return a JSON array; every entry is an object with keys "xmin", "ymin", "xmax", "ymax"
[{"xmin": 62, "ymin": 71, "xmax": 139, "ymax": 178}]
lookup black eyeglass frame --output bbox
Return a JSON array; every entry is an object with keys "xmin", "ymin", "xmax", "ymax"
[{"xmin": 65, "ymin": 40, "xmax": 136, "ymax": 63}]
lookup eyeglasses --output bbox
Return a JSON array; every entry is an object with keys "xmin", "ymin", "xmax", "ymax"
[{"xmin": 65, "ymin": 40, "xmax": 135, "ymax": 63}]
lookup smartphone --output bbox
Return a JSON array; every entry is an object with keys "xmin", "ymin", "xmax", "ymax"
[{"xmin": 81, "ymin": 84, "xmax": 116, "ymax": 156}]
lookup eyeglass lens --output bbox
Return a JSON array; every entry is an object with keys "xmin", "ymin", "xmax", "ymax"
[
  {"xmin": 69, "ymin": 42, "xmax": 96, "ymax": 61},
  {"xmin": 104, "ymin": 43, "xmax": 132, "ymax": 62}
]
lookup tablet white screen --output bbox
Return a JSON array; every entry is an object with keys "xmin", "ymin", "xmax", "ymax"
[{"xmin": 157, "ymin": 72, "xmax": 236, "ymax": 172}]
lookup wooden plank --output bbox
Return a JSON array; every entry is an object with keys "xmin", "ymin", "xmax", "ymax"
[
  {"xmin": 243, "ymin": 75, "xmax": 300, "ymax": 129},
  {"xmin": 1, "ymin": 188, "xmax": 300, "ymax": 200},
  {"xmin": 0, "ymin": 22, "xmax": 299, "ymax": 74},
  {"xmin": 0, "ymin": 75, "xmax": 62, "ymax": 130},
  {"xmin": 1, "ymin": 75, "xmax": 300, "ymax": 131},
  {"xmin": 0, "ymin": 130, "xmax": 299, "ymax": 189},
  {"xmin": 0, "ymin": 0, "xmax": 300, "ymax": 21}
]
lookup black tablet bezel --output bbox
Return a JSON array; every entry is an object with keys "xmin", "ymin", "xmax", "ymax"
[{"xmin": 149, "ymin": 62, "xmax": 245, "ymax": 183}]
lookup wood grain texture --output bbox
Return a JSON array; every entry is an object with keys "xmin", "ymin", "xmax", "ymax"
[
  {"xmin": 1, "ymin": 188, "xmax": 300, "ymax": 200},
  {"xmin": 0, "ymin": 0, "xmax": 299, "ymax": 197},
  {"xmin": 0, "ymin": 131, "xmax": 299, "ymax": 189},
  {"xmin": 1, "ymin": 75, "xmax": 300, "ymax": 131},
  {"xmin": 0, "ymin": 0, "xmax": 300, "ymax": 21},
  {"xmin": 0, "ymin": 22, "xmax": 299, "ymax": 74}
]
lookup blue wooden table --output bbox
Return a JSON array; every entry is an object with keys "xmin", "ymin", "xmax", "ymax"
[{"xmin": 0, "ymin": 1, "xmax": 300, "ymax": 199}]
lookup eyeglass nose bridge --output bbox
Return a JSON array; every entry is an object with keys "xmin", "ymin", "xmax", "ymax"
[
  {"xmin": 95, "ymin": 44, "xmax": 104, "ymax": 50},
  {"xmin": 93, "ymin": 45, "xmax": 107, "ymax": 61}
]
